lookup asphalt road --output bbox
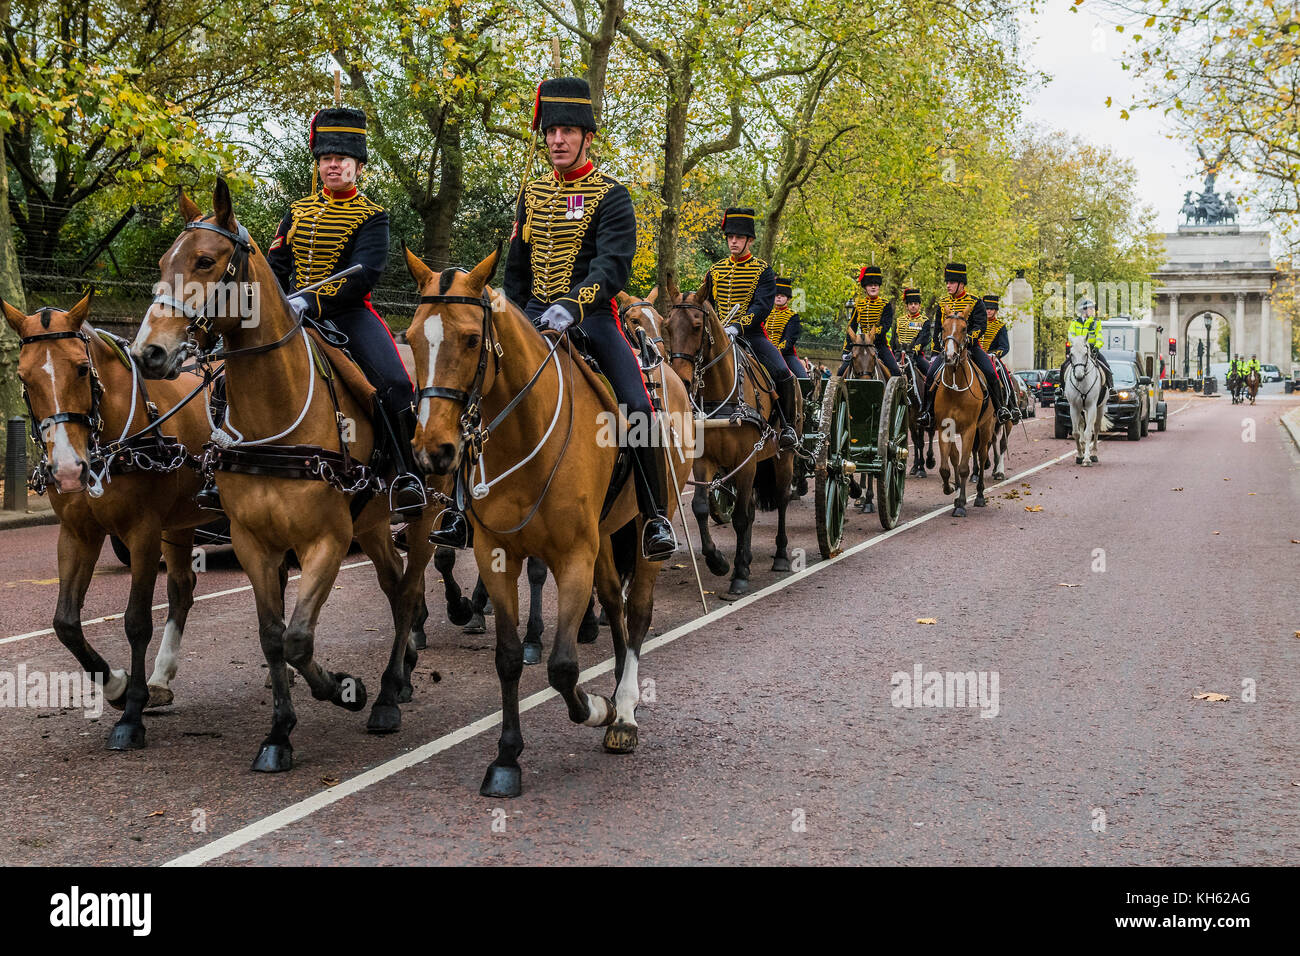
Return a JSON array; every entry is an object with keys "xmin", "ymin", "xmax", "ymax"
[{"xmin": 1, "ymin": 394, "xmax": 1297, "ymax": 865}]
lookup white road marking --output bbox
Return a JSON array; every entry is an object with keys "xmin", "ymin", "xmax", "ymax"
[{"xmin": 164, "ymin": 438, "xmax": 1140, "ymax": 868}]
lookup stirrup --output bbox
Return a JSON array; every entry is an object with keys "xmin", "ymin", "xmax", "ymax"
[
  {"xmin": 195, "ymin": 482, "xmax": 223, "ymax": 512},
  {"xmin": 641, "ymin": 514, "xmax": 678, "ymax": 561},
  {"xmin": 429, "ymin": 508, "xmax": 471, "ymax": 549},
  {"xmin": 389, "ymin": 474, "xmax": 427, "ymax": 516},
  {"xmin": 779, "ymin": 424, "xmax": 799, "ymax": 450}
]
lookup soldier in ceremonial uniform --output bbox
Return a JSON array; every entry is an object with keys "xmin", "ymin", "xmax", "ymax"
[
  {"xmin": 429, "ymin": 77, "xmax": 676, "ymax": 559},
  {"xmin": 704, "ymin": 208, "xmax": 799, "ymax": 449},
  {"xmin": 888, "ymin": 286, "xmax": 929, "ymax": 408},
  {"xmin": 919, "ymin": 262, "xmax": 1013, "ymax": 428},
  {"xmin": 766, "ymin": 276, "xmax": 807, "ymax": 380},
  {"xmin": 979, "ymin": 294, "xmax": 1019, "ymax": 422},
  {"xmin": 837, "ymin": 268, "xmax": 918, "ymax": 413},
  {"xmin": 195, "ymin": 106, "xmax": 426, "ymax": 514}
]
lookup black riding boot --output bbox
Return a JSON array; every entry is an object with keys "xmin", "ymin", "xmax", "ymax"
[
  {"xmin": 776, "ymin": 376, "xmax": 799, "ymax": 450},
  {"xmin": 195, "ymin": 375, "xmax": 227, "ymax": 511},
  {"xmin": 429, "ymin": 487, "xmax": 472, "ymax": 550},
  {"xmin": 632, "ymin": 445, "xmax": 677, "ymax": 561},
  {"xmin": 918, "ymin": 375, "xmax": 936, "ymax": 429},
  {"xmin": 988, "ymin": 371, "xmax": 1012, "ymax": 423},
  {"xmin": 377, "ymin": 398, "xmax": 427, "ymax": 517}
]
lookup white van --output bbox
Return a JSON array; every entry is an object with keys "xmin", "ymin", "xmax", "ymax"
[{"xmin": 1101, "ymin": 318, "xmax": 1168, "ymax": 431}]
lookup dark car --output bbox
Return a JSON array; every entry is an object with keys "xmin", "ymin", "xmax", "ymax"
[
  {"xmin": 1055, "ymin": 359, "xmax": 1150, "ymax": 442},
  {"xmin": 1037, "ymin": 368, "xmax": 1060, "ymax": 406}
]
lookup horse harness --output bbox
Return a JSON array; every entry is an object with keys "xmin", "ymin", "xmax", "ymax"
[
  {"xmin": 20, "ymin": 320, "xmax": 194, "ymax": 497},
  {"xmin": 149, "ymin": 217, "xmax": 383, "ymax": 504}
]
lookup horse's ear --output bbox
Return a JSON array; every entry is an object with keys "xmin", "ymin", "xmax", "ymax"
[
  {"xmin": 66, "ymin": 289, "xmax": 94, "ymax": 327},
  {"xmin": 179, "ymin": 191, "xmax": 202, "ymax": 224},
  {"xmin": 465, "ymin": 247, "xmax": 500, "ymax": 295},
  {"xmin": 695, "ymin": 271, "xmax": 712, "ymax": 305},
  {"xmin": 213, "ymin": 177, "xmax": 236, "ymax": 231},
  {"xmin": 1, "ymin": 298, "xmax": 28, "ymax": 334},
  {"xmin": 646, "ymin": 285, "xmax": 659, "ymax": 305},
  {"xmin": 403, "ymin": 242, "xmax": 434, "ymax": 290},
  {"xmin": 615, "ymin": 291, "xmax": 633, "ymax": 309}
]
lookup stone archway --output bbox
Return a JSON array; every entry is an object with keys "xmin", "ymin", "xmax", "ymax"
[{"xmin": 1181, "ymin": 310, "xmax": 1230, "ymax": 375}]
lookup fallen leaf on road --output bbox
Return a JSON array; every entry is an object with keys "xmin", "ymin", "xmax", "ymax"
[
  {"xmin": 1223, "ymin": 477, "xmax": 1230, "ymax": 481},
  {"xmin": 321, "ymin": 776, "xmax": 340, "ymax": 787},
  {"xmin": 916, "ymin": 618, "xmax": 938, "ymax": 625},
  {"xmin": 1249, "ymin": 492, "xmax": 1257, "ymax": 496},
  {"xmin": 1025, "ymin": 505, "xmax": 1043, "ymax": 512},
  {"xmin": 1213, "ymin": 531, "xmax": 1220, "ymax": 535},
  {"xmin": 1294, "ymin": 631, "xmax": 1300, "ymax": 638},
  {"xmin": 146, "ymin": 810, "xmax": 165, "ymax": 817},
  {"xmin": 1193, "ymin": 692, "xmax": 1230, "ymax": 702},
  {"xmin": 1171, "ymin": 487, "xmax": 1183, "ymax": 491},
  {"xmin": 672, "ymin": 564, "xmax": 685, "ymax": 569},
  {"xmin": 1057, "ymin": 583, "xmax": 1081, "ymax": 588},
  {"xmin": 1292, "ymin": 540, "xmax": 1299, "ymax": 544}
]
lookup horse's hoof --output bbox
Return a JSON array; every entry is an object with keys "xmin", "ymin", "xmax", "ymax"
[
  {"xmin": 1090, "ymin": 455, "xmax": 1098, "ymax": 463},
  {"xmin": 447, "ymin": 596, "xmax": 474, "ymax": 627},
  {"xmin": 397, "ymin": 683, "xmax": 413, "ymax": 704},
  {"xmin": 578, "ymin": 616, "xmax": 599, "ymax": 644},
  {"xmin": 953, "ymin": 506, "xmax": 966, "ymax": 518},
  {"xmin": 522, "ymin": 641, "xmax": 543, "ymax": 665},
  {"xmin": 366, "ymin": 703, "xmax": 402, "ymax": 734},
  {"xmin": 704, "ymin": 552, "xmax": 730, "ymax": 577},
  {"xmin": 146, "ymin": 685, "xmax": 173, "ymax": 709},
  {"xmin": 1075, "ymin": 457, "xmax": 1084, "ymax": 465},
  {"xmin": 772, "ymin": 556, "xmax": 792, "ymax": 573},
  {"xmin": 463, "ymin": 612, "xmax": 486, "ymax": 635},
  {"xmin": 331, "ymin": 672, "xmax": 368, "ymax": 712},
  {"xmin": 482, "ymin": 599, "xmax": 494, "ymax": 616},
  {"xmin": 480, "ymin": 763, "xmax": 522, "ymax": 798},
  {"xmin": 974, "ymin": 497, "xmax": 987, "ymax": 507},
  {"xmin": 863, "ymin": 500, "xmax": 875, "ymax": 513},
  {"xmin": 993, "ymin": 471, "xmax": 1005, "ymax": 480},
  {"xmin": 603, "ymin": 722, "xmax": 639, "ymax": 754},
  {"xmin": 409, "ymin": 629, "xmax": 427, "ymax": 652},
  {"xmin": 251, "ymin": 742, "xmax": 293, "ymax": 773},
  {"xmin": 722, "ymin": 580, "xmax": 749, "ymax": 601},
  {"xmin": 105, "ymin": 722, "xmax": 146, "ymax": 751}
]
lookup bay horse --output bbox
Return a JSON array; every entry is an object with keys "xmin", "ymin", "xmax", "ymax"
[
  {"xmin": 990, "ymin": 357, "xmax": 1022, "ymax": 480},
  {"xmin": 3, "ymin": 294, "xmax": 211, "ymax": 750},
  {"xmin": 903, "ymin": 349, "xmax": 936, "ymax": 477},
  {"xmin": 843, "ymin": 325, "xmax": 890, "ymax": 513},
  {"xmin": 1064, "ymin": 334, "xmax": 1110, "ymax": 466},
  {"xmin": 934, "ymin": 314, "xmax": 994, "ymax": 516},
  {"xmin": 1246, "ymin": 368, "xmax": 1261, "ymax": 405},
  {"xmin": 404, "ymin": 248, "xmax": 694, "ymax": 797},
  {"xmin": 131, "ymin": 181, "xmax": 431, "ymax": 771},
  {"xmin": 661, "ymin": 279, "xmax": 799, "ymax": 598}
]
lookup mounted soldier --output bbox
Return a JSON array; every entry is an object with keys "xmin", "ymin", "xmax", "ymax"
[
  {"xmin": 919, "ymin": 262, "xmax": 1012, "ymax": 429},
  {"xmin": 429, "ymin": 76, "xmax": 676, "ymax": 560},
  {"xmin": 1061, "ymin": 298, "xmax": 1112, "ymax": 395},
  {"xmin": 766, "ymin": 276, "xmax": 807, "ymax": 380},
  {"xmin": 703, "ymin": 207, "xmax": 799, "ymax": 450},
  {"xmin": 979, "ymin": 293, "xmax": 1019, "ymax": 422},
  {"xmin": 191, "ymin": 106, "xmax": 427, "ymax": 516},
  {"xmin": 889, "ymin": 285, "xmax": 930, "ymax": 408}
]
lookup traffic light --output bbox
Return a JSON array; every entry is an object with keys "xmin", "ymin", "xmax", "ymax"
[{"xmin": 1168, "ymin": 337, "xmax": 1177, "ymax": 355}]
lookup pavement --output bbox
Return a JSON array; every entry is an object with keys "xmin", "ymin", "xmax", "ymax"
[{"xmin": 0, "ymin": 492, "xmax": 55, "ymax": 530}]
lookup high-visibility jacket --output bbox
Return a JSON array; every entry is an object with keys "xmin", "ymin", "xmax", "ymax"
[{"xmin": 1068, "ymin": 316, "xmax": 1101, "ymax": 349}]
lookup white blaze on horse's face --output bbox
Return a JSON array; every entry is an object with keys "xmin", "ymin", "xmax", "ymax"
[
  {"xmin": 417, "ymin": 312, "xmax": 444, "ymax": 428},
  {"xmin": 36, "ymin": 347, "xmax": 87, "ymax": 492}
]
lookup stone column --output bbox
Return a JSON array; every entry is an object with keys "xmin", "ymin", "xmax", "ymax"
[
  {"xmin": 1260, "ymin": 293, "xmax": 1271, "ymax": 366},
  {"xmin": 1169, "ymin": 292, "xmax": 1179, "ymax": 340},
  {"xmin": 1235, "ymin": 291, "xmax": 1246, "ymax": 361}
]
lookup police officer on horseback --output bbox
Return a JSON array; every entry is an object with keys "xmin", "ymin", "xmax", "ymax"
[
  {"xmin": 1062, "ymin": 298, "xmax": 1113, "ymax": 395},
  {"xmin": 195, "ymin": 106, "xmax": 426, "ymax": 515},
  {"xmin": 704, "ymin": 208, "xmax": 799, "ymax": 450},
  {"xmin": 430, "ymin": 77, "xmax": 676, "ymax": 560},
  {"xmin": 766, "ymin": 277, "xmax": 807, "ymax": 380},
  {"xmin": 919, "ymin": 262, "xmax": 1013, "ymax": 428}
]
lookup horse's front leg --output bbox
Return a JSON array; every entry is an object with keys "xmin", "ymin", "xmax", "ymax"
[
  {"xmin": 359, "ymin": 518, "xmax": 418, "ymax": 734},
  {"xmin": 545, "ymin": 546, "xmax": 611, "ymax": 728},
  {"xmin": 479, "ymin": 548, "xmax": 525, "ymax": 798},
  {"xmin": 105, "ymin": 519, "xmax": 165, "ymax": 751},
  {"xmin": 50, "ymin": 524, "xmax": 126, "ymax": 715},
  {"xmin": 433, "ymin": 544, "xmax": 474, "ymax": 626},
  {"xmin": 523, "ymin": 554, "xmax": 547, "ymax": 664},
  {"xmin": 145, "ymin": 530, "xmax": 198, "ymax": 709},
  {"xmin": 238, "ymin": 533, "xmax": 297, "ymax": 773},
  {"xmin": 691, "ymin": 478, "xmax": 729, "ymax": 576},
  {"xmin": 771, "ymin": 455, "xmax": 794, "ymax": 572},
  {"xmin": 726, "ymin": 470, "xmax": 756, "ymax": 599}
]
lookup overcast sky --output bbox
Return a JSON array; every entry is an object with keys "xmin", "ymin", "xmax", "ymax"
[{"xmin": 1016, "ymin": 0, "xmax": 1262, "ymax": 236}]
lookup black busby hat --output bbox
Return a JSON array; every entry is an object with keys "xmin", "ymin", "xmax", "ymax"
[
  {"xmin": 857, "ymin": 265, "xmax": 883, "ymax": 287},
  {"xmin": 775, "ymin": 277, "xmax": 793, "ymax": 296},
  {"xmin": 721, "ymin": 207, "xmax": 757, "ymax": 238},
  {"xmin": 310, "ymin": 107, "xmax": 368, "ymax": 163},
  {"xmin": 982, "ymin": 294, "xmax": 1000, "ymax": 310},
  {"xmin": 944, "ymin": 262, "xmax": 967, "ymax": 283},
  {"xmin": 532, "ymin": 77, "xmax": 597, "ymax": 133},
  {"xmin": 903, "ymin": 287, "xmax": 922, "ymax": 304}
]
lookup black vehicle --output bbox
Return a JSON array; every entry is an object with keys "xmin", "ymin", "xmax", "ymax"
[
  {"xmin": 1055, "ymin": 359, "xmax": 1151, "ymax": 442},
  {"xmin": 1037, "ymin": 368, "xmax": 1060, "ymax": 407}
]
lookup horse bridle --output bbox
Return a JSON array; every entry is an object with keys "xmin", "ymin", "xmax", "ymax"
[
  {"xmin": 414, "ymin": 286, "xmax": 501, "ymax": 454},
  {"xmin": 18, "ymin": 326, "xmax": 105, "ymax": 444}
]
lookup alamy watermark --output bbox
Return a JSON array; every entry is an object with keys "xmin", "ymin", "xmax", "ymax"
[
  {"xmin": 890, "ymin": 664, "xmax": 1000, "ymax": 718},
  {"xmin": 595, "ymin": 407, "xmax": 700, "ymax": 457},
  {"xmin": 1041, "ymin": 275, "xmax": 1154, "ymax": 319},
  {"xmin": 0, "ymin": 665, "xmax": 104, "ymax": 718}
]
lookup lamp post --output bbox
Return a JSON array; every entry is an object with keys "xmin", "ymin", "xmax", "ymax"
[{"xmin": 1204, "ymin": 313, "xmax": 1213, "ymax": 394}]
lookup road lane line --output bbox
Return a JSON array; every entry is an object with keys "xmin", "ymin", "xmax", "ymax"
[{"xmin": 164, "ymin": 443, "xmax": 1100, "ymax": 867}]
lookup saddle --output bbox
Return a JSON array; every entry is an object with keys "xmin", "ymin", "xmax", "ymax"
[{"xmin": 725, "ymin": 333, "xmax": 781, "ymax": 429}]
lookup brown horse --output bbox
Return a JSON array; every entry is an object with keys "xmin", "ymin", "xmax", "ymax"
[
  {"xmin": 1247, "ymin": 369, "xmax": 1261, "ymax": 404},
  {"xmin": 3, "ymin": 293, "xmax": 210, "ymax": 750},
  {"xmin": 933, "ymin": 315, "xmax": 994, "ymax": 517},
  {"xmin": 404, "ymin": 248, "xmax": 693, "ymax": 797},
  {"xmin": 844, "ymin": 325, "xmax": 887, "ymax": 381},
  {"xmin": 130, "ymin": 181, "xmax": 430, "ymax": 771},
  {"xmin": 661, "ymin": 281, "xmax": 799, "ymax": 598}
]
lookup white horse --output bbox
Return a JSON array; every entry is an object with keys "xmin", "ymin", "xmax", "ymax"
[{"xmin": 1064, "ymin": 335, "xmax": 1111, "ymax": 465}]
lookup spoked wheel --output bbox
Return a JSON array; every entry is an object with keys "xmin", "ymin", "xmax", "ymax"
[
  {"xmin": 709, "ymin": 478, "xmax": 736, "ymax": 525},
  {"xmin": 876, "ymin": 376, "xmax": 908, "ymax": 530},
  {"xmin": 815, "ymin": 376, "xmax": 852, "ymax": 558}
]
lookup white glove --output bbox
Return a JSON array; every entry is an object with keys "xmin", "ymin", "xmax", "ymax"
[
  {"xmin": 286, "ymin": 294, "xmax": 309, "ymax": 319},
  {"xmin": 538, "ymin": 303, "xmax": 575, "ymax": 332},
  {"xmin": 725, "ymin": 324, "xmax": 740, "ymax": 340}
]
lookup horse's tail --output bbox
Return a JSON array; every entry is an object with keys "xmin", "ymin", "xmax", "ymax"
[
  {"xmin": 610, "ymin": 518, "xmax": 638, "ymax": 586},
  {"xmin": 753, "ymin": 457, "xmax": 780, "ymax": 512}
]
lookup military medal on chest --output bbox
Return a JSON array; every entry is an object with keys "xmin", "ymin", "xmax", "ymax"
[{"xmin": 566, "ymin": 193, "xmax": 585, "ymax": 220}]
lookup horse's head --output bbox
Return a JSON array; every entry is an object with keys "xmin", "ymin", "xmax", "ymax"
[
  {"xmin": 1068, "ymin": 335, "xmax": 1091, "ymax": 380},
  {"xmin": 132, "ymin": 179, "xmax": 256, "ymax": 379},
  {"xmin": 616, "ymin": 290, "xmax": 662, "ymax": 342},
  {"xmin": 3, "ymin": 293, "xmax": 99, "ymax": 494},
  {"xmin": 941, "ymin": 313, "xmax": 968, "ymax": 368},
  {"xmin": 845, "ymin": 325, "xmax": 876, "ymax": 378},
  {"xmin": 661, "ymin": 277, "xmax": 716, "ymax": 388},
  {"xmin": 405, "ymin": 246, "xmax": 499, "ymax": 475}
]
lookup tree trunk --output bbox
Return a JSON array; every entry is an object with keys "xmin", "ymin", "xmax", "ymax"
[
  {"xmin": 421, "ymin": 121, "xmax": 463, "ymax": 269},
  {"xmin": 586, "ymin": 0, "xmax": 623, "ymax": 126},
  {"xmin": 0, "ymin": 127, "xmax": 31, "ymax": 473},
  {"xmin": 654, "ymin": 74, "xmax": 690, "ymax": 315}
]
